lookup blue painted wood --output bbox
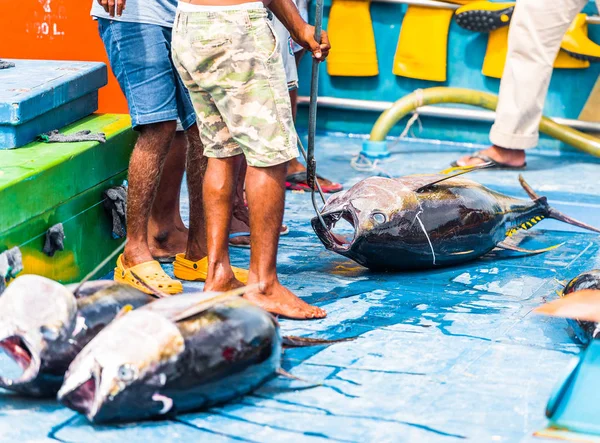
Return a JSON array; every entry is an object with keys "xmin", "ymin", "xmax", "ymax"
[
  {"xmin": 0, "ymin": 59, "xmax": 107, "ymax": 149},
  {"xmin": 0, "ymin": 92, "xmax": 98, "ymax": 149}
]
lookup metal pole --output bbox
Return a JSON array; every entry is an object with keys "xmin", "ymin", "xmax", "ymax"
[
  {"xmin": 297, "ymin": 96, "xmax": 600, "ymax": 133},
  {"xmin": 307, "ymin": 0, "xmax": 327, "ymax": 229}
]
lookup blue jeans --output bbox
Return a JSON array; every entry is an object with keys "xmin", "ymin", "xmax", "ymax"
[{"xmin": 97, "ymin": 19, "xmax": 196, "ymax": 131}]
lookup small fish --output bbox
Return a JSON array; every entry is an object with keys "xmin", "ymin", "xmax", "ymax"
[
  {"xmin": 0, "ymin": 275, "xmax": 153, "ymax": 396},
  {"xmin": 58, "ymin": 290, "xmax": 353, "ymax": 423},
  {"xmin": 312, "ymin": 169, "xmax": 600, "ymax": 270}
]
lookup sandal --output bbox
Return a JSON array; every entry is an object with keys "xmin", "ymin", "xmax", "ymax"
[
  {"xmin": 450, "ymin": 152, "xmax": 526, "ymax": 170},
  {"xmin": 114, "ymin": 255, "xmax": 183, "ymax": 295},
  {"xmin": 173, "ymin": 254, "xmax": 248, "ymax": 283},
  {"xmin": 285, "ymin": 172, "xmax": 343, "ymax": 193}
]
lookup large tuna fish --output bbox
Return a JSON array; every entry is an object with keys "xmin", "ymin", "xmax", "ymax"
[
  {"xmin": 57, "ymin": 290, "xmax": 279, "ymax": 423},
  {"xmin": 58, "ymin": 290, "xmax": 348, "ymax": 423},
  {"xmin": 312, "ymin": 171, "xmax": 600, "ymax": 270},
  {"xmin": 0, "ymin": 275, "xmax": 153, "ymax": 396}
]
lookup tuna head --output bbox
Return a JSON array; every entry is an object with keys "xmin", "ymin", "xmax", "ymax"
[
  {"xmin": 311, "ymin": 177, "xmax": 421, "ymax": 267},
  {"xmin": 0, "ymin": 275, "xmax": 77, "ymax": 395},
  {"xmin": 58, "ymin": 310, "xmax": 185, "ymax": 423}
]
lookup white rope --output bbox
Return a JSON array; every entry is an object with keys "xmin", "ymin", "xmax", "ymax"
[{"xmin": 350, "ymin": 88, "xmax": 425, "ymax": 175}]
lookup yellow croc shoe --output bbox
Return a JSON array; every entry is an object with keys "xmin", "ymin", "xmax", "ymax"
[
  {"xmin": 173, "ymin": 254, "xmax": 249, "ymax": 284},
  {"xmin": 561, "ymin": 13, "xmax": 600, "ymax": 62},
  {"xmin": 114, "ymin": 255, "xmax": 183, "ymax": 295},
  {"xmin": 454, "ymin": 1, "xmax": 515, "ymax": 33}
]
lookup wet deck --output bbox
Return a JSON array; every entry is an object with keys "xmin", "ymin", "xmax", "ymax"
[{"xmin": 2, "ymin": 133, "xmax": 600, "ymax": 442}]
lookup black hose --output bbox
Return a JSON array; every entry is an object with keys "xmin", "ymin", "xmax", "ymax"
[{"xmin": 306, "ymin": 0, "xmax": 327, "ymax": 229}]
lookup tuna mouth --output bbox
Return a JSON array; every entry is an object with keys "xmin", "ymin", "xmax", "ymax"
[
  {"xmin": 59, "ymin": 376, "xmax": 98, "ymax": 417},
  {"xmin": 0, "ymin": 335, "xmax": 41, "ymax": 387},
  {"xmin": 311, "ymin": 209, "xmax": 357, "ymax": 252}
]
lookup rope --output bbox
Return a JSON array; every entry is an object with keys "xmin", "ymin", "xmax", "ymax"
[{"xmin": 351, "ymin": 88, "xmax": 425, "ymax": 175}]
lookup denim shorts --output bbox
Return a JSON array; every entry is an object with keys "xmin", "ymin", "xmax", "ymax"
[{"xmin": 97, "ymin": 19, "xmax": 196, "ymax": 131}]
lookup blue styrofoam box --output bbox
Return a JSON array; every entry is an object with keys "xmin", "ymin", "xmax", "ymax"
[{"xmin": 0, "ymin": 59, "xmax": 107, "ymax": 149}]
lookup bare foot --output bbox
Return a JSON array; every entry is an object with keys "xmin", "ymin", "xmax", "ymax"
[
  {"xmin": 148, "ymin": 226, "xmax": 189, "ymax": 260},
  {"xmin": 455, "ymin": 145, "xmax": 526, "ymax": 168},
  {"xmin": 205, "ymin": 263, "xmax": 244, "ymax": 292},
  {"xmin": 287, "ymin": 158, "xmax": 339, "ymax": 189},
  {"xmin": 243, "ymin": 281, "xmax": 327, "ymax": 319}
]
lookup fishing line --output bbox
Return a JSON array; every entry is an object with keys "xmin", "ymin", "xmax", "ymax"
[{"xmin": 306, "ymin": 0, "xmax": 327, "ymax": 230}]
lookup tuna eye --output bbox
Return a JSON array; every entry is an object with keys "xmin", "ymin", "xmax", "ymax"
[
  {"xmin": 117, "ymin": 364, "xmax": 137, "ymax": 382},
  {"xmin": 371, "ymin": 212, "xmax": 386, "ymax": 224}
]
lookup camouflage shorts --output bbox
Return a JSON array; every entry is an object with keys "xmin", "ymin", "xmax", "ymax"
[{"xmin": 171, "ymin": 6, "xmax": 299, "ymax": 167}]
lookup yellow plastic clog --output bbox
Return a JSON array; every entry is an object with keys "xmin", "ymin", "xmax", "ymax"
[
  {"xmin": 173, "ymin": 254, "xmax": 249, "ymax": 284},
  {"xmin": 114, "ymin": 255, "xmax": 183, "ymax": 295}
]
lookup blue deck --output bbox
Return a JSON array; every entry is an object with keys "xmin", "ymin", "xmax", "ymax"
[{"xmin": 2, "ymin": 133, "xmax": 600, "ymax": 442}]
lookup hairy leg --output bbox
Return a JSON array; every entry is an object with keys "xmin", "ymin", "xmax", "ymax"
[
  {"xmin": 203, "ymin": 155, "xmax": 244, "ymax": 291},
  {"xmin": 184, "ymin": 124, "xmax": 209, "ymax": 261},
  {"xmin": 244, "ymin": 162, "xmax": 326, "ymax": 319},
  {"xmin": 123, "ymin": 120, "xmax": 177, "ymax": 267},
  {"xmin": 148, "ymin": 130, "xmax": 189, "ymax": 259}
]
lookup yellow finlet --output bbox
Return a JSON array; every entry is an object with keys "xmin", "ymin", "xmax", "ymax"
[
  {"xmin": 392, "ymin": 6, "xmax": 454, "ymax": 82},
  {"xmin": 327, "ymin": 0, "xmax": 378, "ymax": 77}
]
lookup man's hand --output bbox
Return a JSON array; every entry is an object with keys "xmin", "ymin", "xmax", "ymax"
[
  {"xmin": 97, "ymin": 0, "xmax": 126, "ymax": 17},
  {"xmin": 290, "ymin": 24, "xmax": 330, "ymax": 61}
]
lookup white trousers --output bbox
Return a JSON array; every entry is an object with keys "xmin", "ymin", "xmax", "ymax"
[{"xmin": 490, "ymin": 0, "xmax": 599, "ymax": 150}]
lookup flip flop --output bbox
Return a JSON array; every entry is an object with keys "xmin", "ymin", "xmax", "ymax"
[
  {"xmin": 229, "ymin": 225, "xmax": 290, "ymax": 249},
  {"xmin": 173, "ymin": 254, "xmax": 248, "ymax": 283},
  {"xmin": 285, "ymin": 172, "xmax": 343, "ymax": 193},
  {"xmin": 114, "ymin": 254, "xmax": 183, "ymax": 295},
  {"xmin": 450, "ymin": 152, "xmax": 526, "ymax": 170}
]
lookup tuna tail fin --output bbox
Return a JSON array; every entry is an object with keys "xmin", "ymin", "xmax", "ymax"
[{"xmin": 518, "ymin": 175, "xmax": 600, "ymax": 234}]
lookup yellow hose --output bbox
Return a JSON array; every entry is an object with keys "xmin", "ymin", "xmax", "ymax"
[{"xmin": 369, "ymin": 87, "xmax": 600, "ymax": 157}]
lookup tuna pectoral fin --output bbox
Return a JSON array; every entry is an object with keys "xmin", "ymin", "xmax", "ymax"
[
  {"xmin": 171, "ymin": 285, "xmax": 260, "ymax": 322},
  {"xmin": 418, "ymin": 163, "xmax": 494, "ymax": 192},
  {"xmin": 518, "ymin": 175, "xmax": 600, "ymax": 234},
  {"xmin": 282, "ymin": 336, "xmax": 356, "ymax": 348},
  {"xmin": 535, "ymin": 289, "xmax": 600, "ymax": 322},
  {"xmin": 496, "ymin": 241, "xmax": 564, "ymax": 255}
]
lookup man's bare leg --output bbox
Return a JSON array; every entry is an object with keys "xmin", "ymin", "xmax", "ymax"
[
  {"xmin": 203, "ymin": 156, "xmax": 244, "ymax": 290},
  {"xmin": 244, "ymin": 162, "xmax": 326, "ymax": 319},
  {"xmin": 148, "ymin": 130, "xmax": 189, "ymax": 260},
  {"xmin": 184, "ymin": 124, "xmax": 210, "ymax": 261},
  {"xmin": 123, "ymin": 120, "xmax": 177, "ymax": 267}
]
